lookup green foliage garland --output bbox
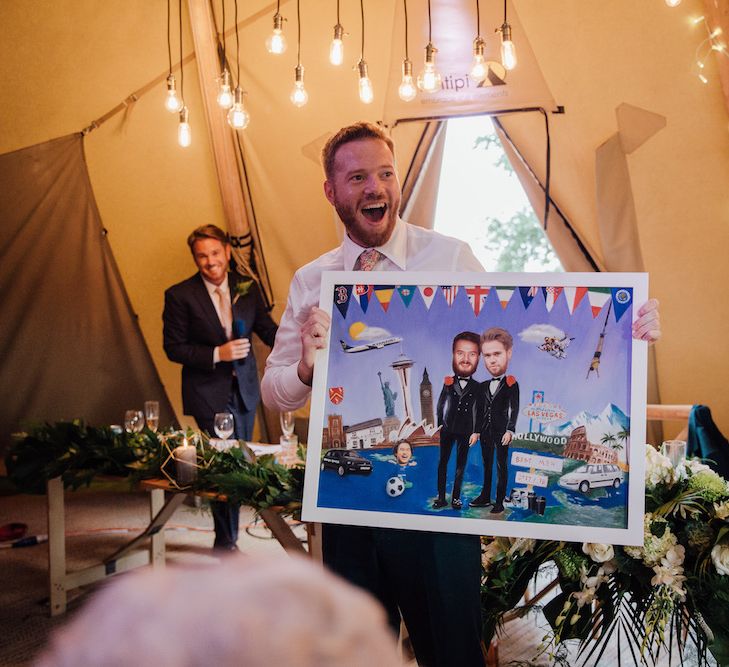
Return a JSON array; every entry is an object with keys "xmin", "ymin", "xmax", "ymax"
[{"xmin": 5, "ymin": 421, "xmax": 303, "ymax": 516}]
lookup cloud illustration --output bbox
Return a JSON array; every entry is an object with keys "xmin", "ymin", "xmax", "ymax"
[{"xmin": 519, "ymin": 323, "xmax": 566, "ymax": 344}]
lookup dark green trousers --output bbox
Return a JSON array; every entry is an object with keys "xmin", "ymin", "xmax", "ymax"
[{"xmin": 323, "ymin": 524, "xmax": 483, "ymax": 667}]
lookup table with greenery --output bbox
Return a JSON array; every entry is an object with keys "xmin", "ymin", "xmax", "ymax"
[{"xmin": 6, "ymin": 423, "xmax": 729, "ymax": 665}]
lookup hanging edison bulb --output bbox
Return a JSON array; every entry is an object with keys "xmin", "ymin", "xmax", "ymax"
[
  {"xmin": 330, "ymin": 23, "xmax": 344, "ymax": 65},
  {"xmin": 499, "ymin": 23, "xmax": 517, "ymax": 70},
  {"xmin": 216, "ymin": 69, "xmax": 234, "ymax": 109},
  {"xmin": 290, "ymin": 64, "xmax": 308, "ymax": 107},
  {"xmin": 470, "ymin": 36, "xmax": 487, "ymax": 82},
  {"xmin": 227, "ymin": 87, "xmax": 250, "ymax": 129},
  {"xmin": 178, "ymin": 106, "xmax": 191, "ymax": 147},
  {"xmin": 665, "ymin": 0, "xmax": 681, "ymax": 6},
  {"xmin": 417, "ymin": 43, "xmax": 442, "ymax": 93},
  {"xmin": 357, "ymin": 60, "xmax": 374, "ymax": 104},
  {"xmin": 165, "ymin": 74, "xmax": 183, "ymax": 113},
  {"xmin": 398, "ymin": 58, "xmax": 417, "ymax": 101},
  {"xmin": 266, "ymin": 13, "xmax": 287, "ymax": 54}
]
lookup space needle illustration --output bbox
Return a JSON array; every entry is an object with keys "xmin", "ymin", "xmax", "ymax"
[{"xmin": 391, "ymin": 352, "xmax": 415, "ymax": 421}]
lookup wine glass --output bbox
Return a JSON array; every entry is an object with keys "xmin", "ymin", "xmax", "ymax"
[
  {"xmin": 280, "ymin": 411, "xmax": 295, "ymax": 440},
  {"xmin": 144, "ymin": 401, "xmax": 159, "ymax": 432},
  {"xmin": 124, "ymin": 410, "xmax": 144, "ymax": 434},
  {"xmin": 214, "ymin": 412, "xmax": 235, "ymax": 440}
]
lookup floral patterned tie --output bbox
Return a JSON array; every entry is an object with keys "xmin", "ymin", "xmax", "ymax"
[{"xmin": 353, "ymin": 248, "xmax": 382, "ymax": 271}]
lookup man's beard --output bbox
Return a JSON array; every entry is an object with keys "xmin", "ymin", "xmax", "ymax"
[
  {"xmin": 334, "ymin": 199, "xmax": 398, "ymax": 248},
  {"xmin": 452, "ymin": 360, "xmax": 477, "ymax": 378}
]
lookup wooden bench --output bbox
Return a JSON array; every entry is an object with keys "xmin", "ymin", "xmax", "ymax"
[{"xmin": 46, "ymin": 477, "xmax": 319, "ymax": 616}]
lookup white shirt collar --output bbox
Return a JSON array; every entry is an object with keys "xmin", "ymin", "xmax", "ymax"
[
  {"xmin": 342, "ymin": 217, "xmax": 408, "ymax": 271},
  {"xmin": 202, "ymin": 275, "xmax": 229, "ymax": 297}
]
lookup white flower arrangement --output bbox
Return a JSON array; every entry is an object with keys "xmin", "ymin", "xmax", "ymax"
[
  {"xmin": 582, "ymin": 542, "xmax": 614, "ymax": 563},
  {"xmin": 645, "ymin": 443, "xmax": 677, "ymax": 489},
  {"xmin": 712, "ymin": 543, "xmax": 729, "ymax": 576}
]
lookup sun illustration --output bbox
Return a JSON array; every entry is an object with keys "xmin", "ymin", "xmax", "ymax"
[{"xmin": 348, "ymin": 321, "xmax": 366, "ymax": 340}]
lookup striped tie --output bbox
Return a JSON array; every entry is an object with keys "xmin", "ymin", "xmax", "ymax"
[{"xmin": 353, "ymin": 248, "xmax": 382, "ymax": 272}]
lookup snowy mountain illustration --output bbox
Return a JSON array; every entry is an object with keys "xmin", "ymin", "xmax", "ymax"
[{"xmin": 544, "ymin": 403, "xmax": 630, "ymax": 443}]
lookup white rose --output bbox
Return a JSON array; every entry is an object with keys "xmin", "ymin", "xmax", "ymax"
[
  {"xmin": 582, "ymin": 542, "xmax": 615, "ymax": 563},
  {"xmin": 711, "ymin": 544, "xmax": 729, "ymax": 576},
  {"xmin": 684, "ymin": 458, "xmax": 711, "ymax": 476}
]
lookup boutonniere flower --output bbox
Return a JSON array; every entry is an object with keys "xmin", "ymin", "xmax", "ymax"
[
  {"xmin": 444, "ymin": 376, "xmax": 454, "ymax": 386},
  {"xmin": 232, "ymin": 279, "xmax": 254, "ymax": 305},
  {"xmin": 506, "ymin": 375, "xmax": 516, "ymax": 387}
]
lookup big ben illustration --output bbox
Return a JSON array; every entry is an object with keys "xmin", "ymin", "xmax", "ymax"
[{"xmin": 419, "ymin": 368, "xmax": 434, "ymax": 427}]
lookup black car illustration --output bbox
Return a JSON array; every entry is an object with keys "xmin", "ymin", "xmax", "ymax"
[{"xmin": 320, "ymin": 449, "xmax": 373, "ymax": 477}]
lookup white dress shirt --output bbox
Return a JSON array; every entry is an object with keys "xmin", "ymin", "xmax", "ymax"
[{"xmin": 261, "ymin": 218, "xmax": 485, "ymax": 411}]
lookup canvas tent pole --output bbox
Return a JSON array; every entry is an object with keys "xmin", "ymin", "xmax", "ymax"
[{"xmin": 187, "ymin": 0, "xmax": 258, "ymax": 283}]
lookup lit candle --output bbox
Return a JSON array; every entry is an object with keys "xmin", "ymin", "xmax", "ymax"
[{"xmin": 174, "ymin": 438, "xmax": 197, "ymax": 485}]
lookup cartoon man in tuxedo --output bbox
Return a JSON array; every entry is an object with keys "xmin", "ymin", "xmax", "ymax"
[
  {"xmin": 432, "ymin": 331, "xmax": 481, "ymax": 510},
  {"xmin": 163, "ymin": 224, "xmax": 278, "ymax": 550},
  {"xmin": 470, "ymin": 327, "xmax": 519, "ymax": 514}
]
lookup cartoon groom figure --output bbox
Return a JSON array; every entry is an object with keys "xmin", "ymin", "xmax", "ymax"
[
  {"xmin": 433, "ymin": 331, "xmax": 481, "ymax": 510},
  {"xmin": 470, "ymin": 327, "xmax": 519, "ymax": 514}
]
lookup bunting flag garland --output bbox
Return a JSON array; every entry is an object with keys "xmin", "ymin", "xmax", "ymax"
[
  {"xmin": 495, "ymin": 286, "xmax": 516, "ymax": 309},
  {"xmin": 465, "ymin": 285, "xmax": 489, "ymax": 316},
  {"xmin": 542, "ymin": 286, "xmax": 564, "ymax": 312},
  {"xmin": 563, "ymin": 286, "xmax": 588, "ymax": 314},
  {"xmin": 440, "ymin": 285, "xmax": 459, "ymax": 307},
  {"xmin": 519, "ymin": 286, "xmax": 539, "ymax": 309},
  {"xmin": 611, "ymin": 287, "xmax": 633, "ymax": 322},
  {"xmin": 418, "ymin": 285, "xmax": 437, "ymax": 310},
  {"xmin": 374, "ymin": 285, "xmax": 396, "ymax": 312},
  {"xmin": 341, "ymin": 282, "xmax": 628, "ymax": 321},
  {"xmin": 396, "ymin": 285, "xmax": 416, "ymax": 308},
  {"xmin": 586, "ymin": 287, "xmax": 612, "ymax": 317},
  {"xmin": 333, "ymin": 284, "xmax": 353, "ymax": 319},
  {"xmin": 354, "ymin": 284, "xmax": 373, "ymax": 313}
]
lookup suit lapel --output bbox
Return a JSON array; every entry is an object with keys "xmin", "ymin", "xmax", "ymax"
[{"xmin": 453, "ymin": 377, "xmax": 463, "ymax": 397}]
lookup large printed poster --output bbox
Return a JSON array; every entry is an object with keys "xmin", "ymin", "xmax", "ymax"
[{"xmin": 303, "ymin": 272, "xmax": 648, "ymax": 545}]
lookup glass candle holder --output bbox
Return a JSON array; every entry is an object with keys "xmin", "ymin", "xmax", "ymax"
[{"xmin": 661, "ymin": 439, "xmax": 687, "ymax": 468}]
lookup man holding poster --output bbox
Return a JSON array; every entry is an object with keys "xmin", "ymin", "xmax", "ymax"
[{"xmin": 261, "ymin": 121, "xmax": 661, "ymax": 667}]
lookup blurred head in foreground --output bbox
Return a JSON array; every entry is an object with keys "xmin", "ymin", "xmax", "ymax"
[{"xmin": 36, "ymin": 556, "xmax": 402, "ymax": 667}]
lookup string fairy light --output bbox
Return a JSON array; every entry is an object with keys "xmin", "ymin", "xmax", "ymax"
[
  {"xmin": 357, "ymin": 0, "xmax": 374, "ymax": 103},
  {"xmin": 290, "ymin": 0, "xmax": 308, "ymax": 107},
  {"xmin": 398, "ymin": 0, "xmax": 417, "ymax": 101},
  {"xmin": 498, "ymin": 0, "xmax": 517, "ymax": 71},
  {"xmin": 227, "ymin": 0, "xmax": 250, "ymax": 128},
  {"xmin": 165, "ymin": 0, "xmax": 183, "ymax": 113},
  {"xmin": 470, "ymin": 0, "xmax": 487, "ymax": 82},
  {"xmin": 691, "ymin": 14, "xmax": 728, "ymax": 85},
  {"xmin": 216, "ymin": 0, "xmax": 233, "ymax": 109},
  {"xmin": 176, "ymin": 0, "xmax": 191, "ymax": 147},
  {"xmin": 329, "ymin": 0, "xmax": 345, "ymax": 66},
  {"xmin": 266, "ymin": 0, "xmax": 287, "ymax": 54},
  {"xmin": 417, "ymin": 0, "xmax": 442, "ymax": 92}
]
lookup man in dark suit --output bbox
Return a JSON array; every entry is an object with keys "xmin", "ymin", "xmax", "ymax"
[
  {"xmin": 163, "ymin": 224, "xmax": 278, "ymax": 551},
  {"xmin": 432, "ymin": 331, "xmax": 480, "ymax": 510},
  {"xmin": 470, "ymin": 327, "xmax": 519, "ymax": 514}
]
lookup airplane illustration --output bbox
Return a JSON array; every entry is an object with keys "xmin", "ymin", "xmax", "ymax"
[{"xmin": 340, "ymin": 336, "xmax": 402, "ymax": 353}]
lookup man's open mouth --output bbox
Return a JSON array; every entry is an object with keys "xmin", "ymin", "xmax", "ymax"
[{"xmin": 361, "ymin": 203, "xmax": 387, "ymax": 222}]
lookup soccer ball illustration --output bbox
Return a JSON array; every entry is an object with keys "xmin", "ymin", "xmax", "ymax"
[{"xmin": 385, "ymin": 476, "xmax": 405, "ymax": 497}]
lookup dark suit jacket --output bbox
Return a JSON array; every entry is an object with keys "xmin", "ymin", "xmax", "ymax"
[
  {"xmin": 436, "ymin": 377, "xmax": 479, "ymax": 437},
  {"xmin": 163, "ymin": 272, "xmax": 277, "ymax": 420},
  {"xmin": 476, "ymin": 377, "xmax": 519, "ymax": 443}
]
